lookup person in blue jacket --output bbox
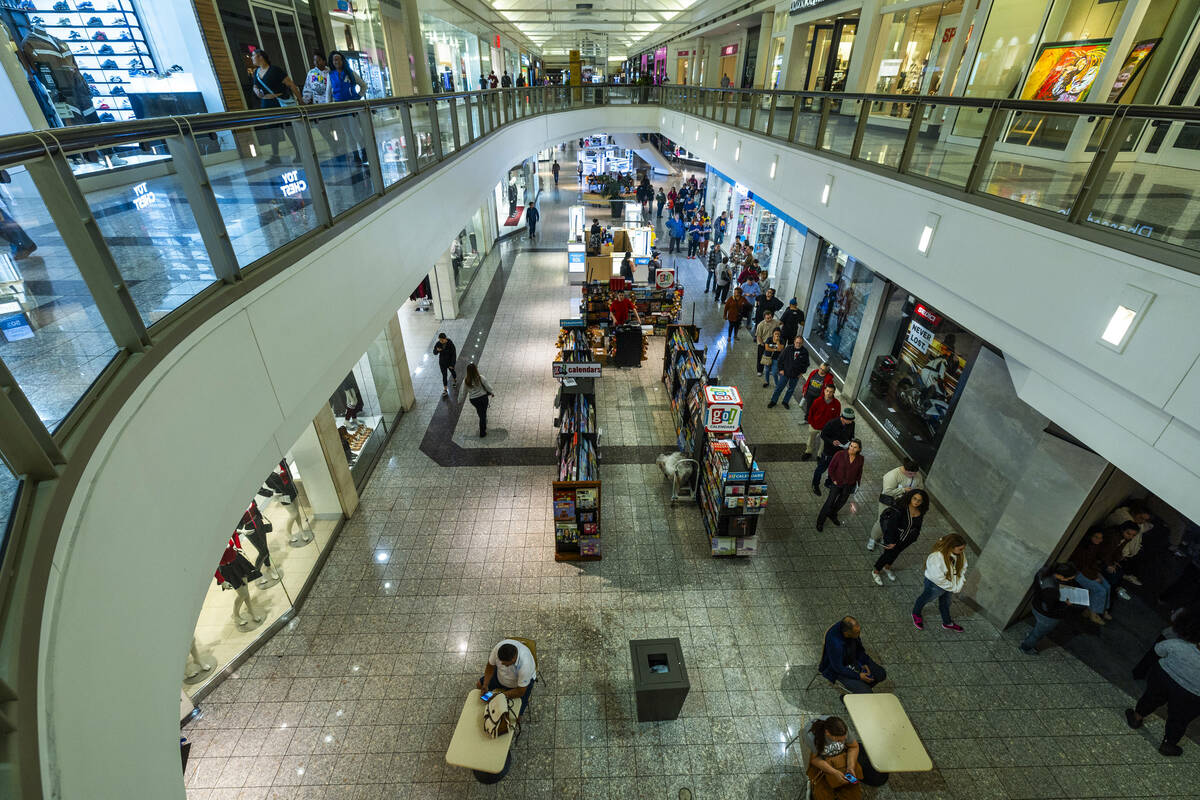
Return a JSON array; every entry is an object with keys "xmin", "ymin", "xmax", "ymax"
[
  {"xmin": 819, "ymin": 616, "xmax": 887, "ymax": 693},
  {"xmin": 667, "ymin": 214, "xmax": 685, "ymax": 254},
  {"xmin": 328, "ymin": 51, "xmax": 368, "ymax": 161}
]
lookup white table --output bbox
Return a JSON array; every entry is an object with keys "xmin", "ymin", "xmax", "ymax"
[
  {"xmin": 445, "ymin": 690, "xmax": 524, "ymax": 775},
  {"xmin": 842, "ymin": 693, "xmax": 932, "ymax": 773}
]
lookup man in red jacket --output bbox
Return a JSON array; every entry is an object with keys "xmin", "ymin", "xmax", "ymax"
[{"xmin": 803, "ymin": 383, "xmax": 841, "ymax": 461}]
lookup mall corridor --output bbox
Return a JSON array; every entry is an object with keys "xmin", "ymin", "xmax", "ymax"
[{"xmin": 175, "ymin": 158, "xmax": 1200, "ymax": 800}]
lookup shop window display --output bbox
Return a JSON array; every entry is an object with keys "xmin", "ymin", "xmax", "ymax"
[
  {"xmin": 330, "ymin": 357, "xmax": 388, "ymax": 486},
  {"xmin": 868, "ymin": 0, "xmax": 964, "ymax": 117},
  {"xmin": 861, "ymin": 289, "xmax": 983, "ymax": 470},
  {"xmin": 803, "ymin": 240, "xmax": 874, "ymax": 379}
]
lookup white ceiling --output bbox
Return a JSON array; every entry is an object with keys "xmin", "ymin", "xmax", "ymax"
[{"xmin": 485, "ymin": 0, "xmax": 706, "ymax": 58}]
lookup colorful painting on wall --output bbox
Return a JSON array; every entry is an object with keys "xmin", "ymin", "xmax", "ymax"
[
  {"xmin": 1107, "ymin": 39, "xmax": 1160, "ymax": 102},
  {"xmin": 1019, "ymin": 39, "xmax": 1111, "ymax": 102}
]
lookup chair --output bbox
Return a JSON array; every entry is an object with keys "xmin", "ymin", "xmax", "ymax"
[
  {"xmin": 783, "ymin": 717, "xmax": 815, "ymax": 800},
  {"xmin": 510, "ymin": 637, "xmax": 539, "ymax": 724},
  {"xmin": 806, "ymin": 630, "xmax": 849, "ymax": 696}
]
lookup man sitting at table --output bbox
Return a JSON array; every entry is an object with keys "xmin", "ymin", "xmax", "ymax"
[
  {"xmin": 476, "ymin": 639, "xmax": 536, "ymax": 715},
  {"xmin": 819, "ymin": 616, "xmax": 888, "ymax": 694}
]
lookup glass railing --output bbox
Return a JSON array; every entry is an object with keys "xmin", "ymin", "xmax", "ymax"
[{"xmin": 0, "ymin": 82, "xmax": 1195, "ymax": 601}]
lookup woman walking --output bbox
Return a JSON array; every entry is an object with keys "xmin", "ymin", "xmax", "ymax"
[
  {"xmin": 723, "ymin": 287, "xmax": 749, "ymax": 343},
  {"xmin": 912, "ymin": 534, "xmax": 968, "ymax": 632},
  {"xmin": 461, "ymin": 363, "xmax": 495, "ymax": 437},
  {"xmin": 816, "ymin": 439, "xmax": 863, "ymax": 531},
  {"xmin": 871, "ymin": 489, "xmax": 928, "ymax": 585},
  {"xmin": 250, "ymin": 50, "xmax": 301, "ymax": 165},
  {"xmin": 1125, "ymin": 611, "xmax": 1200, "ymax": 756}
]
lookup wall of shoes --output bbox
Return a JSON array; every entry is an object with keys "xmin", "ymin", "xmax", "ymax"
[{"xmin": 8, "ymin": 0, "xmax": 158, "ymax": 122}]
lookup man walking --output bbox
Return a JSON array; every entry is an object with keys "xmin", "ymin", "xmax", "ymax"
[
  {"xmin": 525, "ymin": 202, "xmax": 540, "ymax": 240},
  {"xmin": 656, "ymin": 188, "xmax": 666, "ymax": 219},
  {"xmin": 813, "ymin": 407, "xmax": 856, "ymax": 495},
  {"xmin": 768, "ymin": 336, "xmax": 810, "ymax": 409},
  {"xmin": 552, "ymin": 160, "xmax": 560, "ymax": 187},
  {"xmin": 433, "ymin": 333, "xmax": 458, "ymax": 397},
  {"xmin": 704, "ymin": 245, "xmax": 720, "ymax": 293}
]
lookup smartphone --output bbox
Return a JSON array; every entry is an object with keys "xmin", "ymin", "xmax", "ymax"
[
  {"xmin": 844, "ymin": 774, "xmax": 858, "ymax": 784},
  {"xmin": 480, "ymin": 690, "xmax": 496, "ymax": 702}
]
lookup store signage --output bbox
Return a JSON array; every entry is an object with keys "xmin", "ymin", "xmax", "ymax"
[
  {"xmin": 560, "ymin": 318, "xmax": 586, "ymax": 328},
  {"xmin": 0, "ymin": 312, "xmax": 34, "ymax": 342},
  {"xmin": 655, "ymin": 268, "xmax": 675, "ymax": 289},
  {"xmin": 655, "ymin": 46, "xmax": 667, "ymax": 61},
  {"xmin": 567, "ymin": 250, "xmax": 586, "ymax": 272},
  {"xmin": 906, "ymin": 320, "xmax": 934, "ymax": 354},
  {"xmin": 495, "ymin": 35, "xmax": 502, "ymax": 48},
  {"xmin": 913, "ymin": 303, "xmax": 942, "ymax": 325},
  {"xmin": 703, "ymin": 385, "xmax": 743, "ymax": 433},
  {"xmin": 678, "ymin": 50, "xmax": 690, "ymax": 57},
  {"xmin": 720, "ymin": 44, "xmax": 739, "ymax": 57},
  {"xmin": 130, "ymin": 181, "xmax": 156, "ymax": 210},
  {"xmin": 553, "ymin": 361, "xmax": 602, "ymax": 378},
  {"xmin": 278, "ymin": 169, "xmax": 307, "ymax": 198},
  {"xmin": 788, "ymin": 0, "xmax": 840, "ymax": 15},
  {"xmin": 733, "ymin": 182, "xmax": 749, "ymax": 196}
]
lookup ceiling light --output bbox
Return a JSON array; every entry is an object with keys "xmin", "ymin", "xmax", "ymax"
[
  {"xmin": 694, "ymin": 129, "xmax": 699, "ymax": 142},
  {"xmin": 770, "ymin": 155, "xmax": 778, "ymax": 180},
  {"xmin": 735, "ymin": 140, "xmax": 741, "ymax": 161},
  {"xmin": 712, "ymin": 133, "xmax": 718, "ymax": 149},
  {"xmin": 917, "ymin": 212, "xmax": 940, "ymax": 255},
  {"xmin": 1099, "ymin": 285, "xmax": 1154, "ymax": 352},
  {"xmin": 821, "ymin": 174, "xmax": 833, "ymax": 205}
]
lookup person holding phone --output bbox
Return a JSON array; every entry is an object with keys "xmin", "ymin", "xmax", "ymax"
[
  {"xmin": 803, "ymin": 715, "xmax": 863, "ymax": 799},
  {"xmin": 476, "ymin": 639, "xmax": 536, "ymax": 714}
]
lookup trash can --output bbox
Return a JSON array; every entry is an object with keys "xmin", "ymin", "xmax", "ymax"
[{"xmin": 630, "ymin": 637, "xmax": 690, "ymax": 722}]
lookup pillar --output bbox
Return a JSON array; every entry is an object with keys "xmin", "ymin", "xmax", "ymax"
[
  {"xmin": 367, "ymin": 312, "xmax": 417, "ymax": 413},
  {"xmin": 691, "ymin": 38, "xmax": 705, "ymax": 85},
  {"xmin": 843, "ymin": 0, "xmax": 885, "ymax": 94},
  {"xmin": 427, "ymin": 257, "xmax": 459, "ymax": 320},
  {"xmin": 307, "ymin": 405, "xmax": 359, "ymax": 517},
  {"xmin": 839, "ymin": 274, "xmax": 889, "ymax": 404},
  {"xmin": 753, "ymin": 11, "xmax": 776, "ymax": 89},
  {"xmin": 394, "ymin": 0, "xmax": 432, "ymax": 95}
]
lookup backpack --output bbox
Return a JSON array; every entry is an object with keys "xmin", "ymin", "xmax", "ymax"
[{"xmin": 483, "ymin": 693, "xmax": 520, "ymax": 738}]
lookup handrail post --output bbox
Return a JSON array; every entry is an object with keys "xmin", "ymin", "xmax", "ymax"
[
  {"xmin": 848, "ymin": 99, "xmax": 871, "ymax": 160},
  {"xmin": 463, "ymin": 94, "xmax": 476, "ymax": 143},
  {"xmin": 288, "ymin": 114, "xmax": 334, "ymax": 226},
  {"xmin": 964, "ymin": 102, "xmax": 1005, "ymax": 194},
  {"xmin": 164, "ymin": 129, "xmax": 240, "ymax": 283},
  {"xmin": 721, "ymin": 90, "xmax": 730, "ymax": 124},
  {"xmin": 25, "ymin": 149, "xmax": 150, "ymax": 352},
  {"xmin": 788, "ymin": 95, "xmax": 800, "ymax": 143},
  {"xmin": 448, "ymin": 97, "xmax": 461, "ymax": 150},
  {"xmin": 428, "ymin": 100, "xmax": 444, "ymax": 162},
  {"xmin": 356, "ymin": 105, "xmax": 385, "ymax": 195},
  {"xmin": 400, "ymin": 102, "xmax": 419, "ymax": 174},
  {"xmin": 766, "ymin": 93, "xmax": 778, "ymax": 138},
  {"xmin": 815, "ymin": 97, "xmax": 831, "ymax": 150},
  {"xmin": 896, "ymin": 101, "xmax": 924, "ymax": 173},
  {"xmin": 0, "ymin": 358, "xmax": 64, "ymax": 477},
  {"xmin": 748, "ymin": 91, "xmax": 758, "ymax": 131},
  {"xmin": 1068, "ymin": 110, "xmax": 1133, "ymax": 225},
  {"xmin": 734, "ymin": 91, "xmax": 744, "ymax": 128}
]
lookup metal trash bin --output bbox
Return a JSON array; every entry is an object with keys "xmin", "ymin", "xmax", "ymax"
[{"xmin": 630, "ymin": 637, "xmax": 690, "ymax": 722}]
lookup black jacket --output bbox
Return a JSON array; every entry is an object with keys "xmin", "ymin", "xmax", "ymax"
[
  {"xmin": 779, "ymin": 307, "xmax": 804, "ymax": 341},
  {"xmin": 820, "ymin": 418, "xmax": 855, "ymax": 455},
  {"xmin": 1030, "ymin": 569, "xmax": 1073, "ymax": 618},
  {"xmin": 433, "ymin": 338, "xmax": 457, "ymax": 368},
  {"xmin": 754, "ymin": 294, "xmax": 784, "ymax": 324},
  {"xmin": 880, "ymin": 507, "xmax": 924, "ymax": 547},
  {"xmin": 776, "ymin": 344, "xmax": 810, "ymax": 379},
  {"xmin": 526, "ymin": 206, "xmax": 540, "ymax": 225}
]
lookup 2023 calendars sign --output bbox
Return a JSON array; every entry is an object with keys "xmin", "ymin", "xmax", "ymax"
[
  {"xmin": 553, "ymin": 362, "xmax": 602, "ymax": 378},
  {"xmin": 703, "ymin": 385, "xmax": 743, "ymax": 433}
]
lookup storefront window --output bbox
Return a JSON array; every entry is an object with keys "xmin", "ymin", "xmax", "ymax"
[
  {"xmin": 328, "ymin": 0, "xmax": 390, "ymax": 97},
  {"xmin": 330, "ymin": 356, "xmax": 390, "ymax": 487},
  {"xmin": 869, "ymin": 0, "xmax": 965, "ymax": 103},
  {"xmin": 495, "ymin": 158, "xmax": 538, "ymax": 231},
  {"xmin": 803, "ymin": 240, "xmax": 875, "ymax": 379},
  {"xmin": 452, "ymin": 206, "xmax": 492, "ymax": 292},
  {"xmin": 860, "ymin": 288, "xmax": 983, "ymax": 470},
  {"xmin": 422, "ymin": 13, "xmax": 482, "ymax": 91}
]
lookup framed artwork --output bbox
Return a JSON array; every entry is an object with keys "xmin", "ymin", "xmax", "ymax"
[
  {"xmin": 1107, "ymin": 38, "xmax": 1160, "ymax": 102},
  {"xmin": 1019, "ymin": 39, "xmax": 1111, "ymax": 102}
]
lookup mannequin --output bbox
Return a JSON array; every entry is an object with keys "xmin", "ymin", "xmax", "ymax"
[
  {"xmin": 259, "ymin": 460, "xmax": 314, "ymax": 544},
  {"xmin": 214, "ymin": 534, "xmax": 263, "ymax": 626},
  {"xmin": 237, "ymin": 501, "xmax": 281, "ymax": 587},
  {"xmin": 343, "ymin": 386, "xmax": 361, "ymax": 431},
  {"xmin": 184, "ymin": 638, "xmax": 214, "ymax": 679}
]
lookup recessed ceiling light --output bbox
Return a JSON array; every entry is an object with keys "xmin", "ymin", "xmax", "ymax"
[{"xmin": 917, "ymin": 212, "xmax": 940, "ymax": 255}]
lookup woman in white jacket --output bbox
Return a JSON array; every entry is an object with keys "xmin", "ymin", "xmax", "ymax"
[{"xmin": 912, "ymin": 534, "xmax": 968, "ymax": 632}]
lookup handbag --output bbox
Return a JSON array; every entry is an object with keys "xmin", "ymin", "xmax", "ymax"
[
  {"xmin": 878, "ymin": 493, "xmax": 898, "ymax": 507},
  {"xmin": 255, "ymin": 70, "xmax": 297, "ymax": 107},
  {"xmin": 760, "ymin": 354, "xmax": 774, "ymax": 366}
]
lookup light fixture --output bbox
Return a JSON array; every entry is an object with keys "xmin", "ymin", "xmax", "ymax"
[
  {"xmin": 694, "ymin": 128, "xmax": 699, "ymax": 142},
  {"xmin": 681, "ymin": 122, "xmax": 685, "ymax": 134},
  {"xmin": 1099, "ymin": 285, "xmax": 1154, "ymax": 352},
  {"xmin": 712, "ymin": 133, "xmax": 718, "ymax": 149},
  {"xmin": 735, "ymin": 140, "xmax": 741, "ymax": 161},
  {"xmin": 249, "ymin": 143, "xmax": 257, "ymax": 158},
  {"xmin": 332, "ymin": 129, "xmax": 339, "ymax": 141},
  {"xmin": 821, "ymin": 174, "xmax": 833, "ymax": 205},
  {"xmin": 917, "ymin": 212, "xmax": 940, "ymax": 255},
  {"xmin": 769, "ymin": 155, "xmax": 778, "ymax": 180}
]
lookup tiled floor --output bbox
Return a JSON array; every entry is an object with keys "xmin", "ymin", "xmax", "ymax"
[{"xmin": 181, "ymin": 150, "xmax": 1200, "ymax": 800}]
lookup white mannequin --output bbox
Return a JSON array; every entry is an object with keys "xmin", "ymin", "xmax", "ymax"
[
  {"xmin": 260, "ymin": 477, "xmax": 314, "ymax": 545},
  {"xmin": 184, "ymin": 638, "xmax": 214, "ymax": 679},
  {"xmin": 227, "ymin": 582, "xmax": 263, "ymax": 626}
]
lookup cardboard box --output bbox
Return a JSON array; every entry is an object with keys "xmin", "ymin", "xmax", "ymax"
[
  {"xmin": 611, "ymin": 229, "xmax": 632, "ymax": 252},
  {"xmin": 600, "ymin": 242, "xmax": 614, "ymax": 256},
  {"xmin": 586, "ymin": 256, "xmax": 613, "ymax": 283}
]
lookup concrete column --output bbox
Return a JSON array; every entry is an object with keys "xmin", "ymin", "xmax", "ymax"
[
  {"xmin": 844, "ymin": 0, "xmax": 884, "ymax": 94},
  {"xmin": 839, "ymin": 273, "xmax": 889, "ymax": 404},
  {"xmin": 927, "ymin": 350, "xmax": 1108, "ymax": 627},
  {"xmin": 691, "ymin": 38, "xmax": 705, "ymax": 85},
  {"xmin": 308, "ymin": 405, "xmax": 360, "ymax": 518},
  {"xmin": 791, "ymin": 230, "xmax": 822, "ymax": 310},
  {"xmin": 949, "ymin": 0, "xmax": 992, "ymax": 97},
  {"xmin": 367, "ymin": 312, "xmax": 417, "ymax": 414},
  {"xmin": 939, "ymin": 0, "xmax": 981, "ymax": 97},
  {"xmin": 428, "ymin": 258, "xmax": 459, "ymax": 320},
  {"xmin": 753, "ymin": 12, "xmax": 776, "ymax": 88},
  {"xmin": 397, "ymin": 0, "xmax": 432, "ymax": 95}
]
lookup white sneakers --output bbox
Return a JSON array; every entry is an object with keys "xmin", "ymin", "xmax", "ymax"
[{"xmin": 872, "ymin": 572, "xmax": 883, "ymax": 586}]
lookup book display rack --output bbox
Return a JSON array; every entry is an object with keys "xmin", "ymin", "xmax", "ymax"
[
  {"xmin": 553, "ymin": 320, "xmax": 602, "ymax": 561},
  {"xmin": 698, "ymin": 435, "xmax": 767, "ymax": 557}
]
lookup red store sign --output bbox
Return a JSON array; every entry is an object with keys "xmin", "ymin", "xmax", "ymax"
[
  {"xmin": 721, "ymin": 43, "xmax": 739, "ymax": 56},
  {"xmin": 914, "ymin": 303, "xmax": 942, "ymax": 325}
]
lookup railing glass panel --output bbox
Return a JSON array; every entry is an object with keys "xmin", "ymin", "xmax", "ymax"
[
  {"xmin": 370, "ymin": 106, "xmax": 413, "ymax": 187},
  {"xmin": 311, "ymin": 111, "xmax": 378, "ymax": 217}
]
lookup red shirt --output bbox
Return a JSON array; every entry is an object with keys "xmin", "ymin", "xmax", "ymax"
[
  {"xmin": 610, "ymin": 297, "xmax": 636, "ymax": 325},
  {"xmin": 806, "ymin": 394, "xmax": 842, "ymax": 432}
]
